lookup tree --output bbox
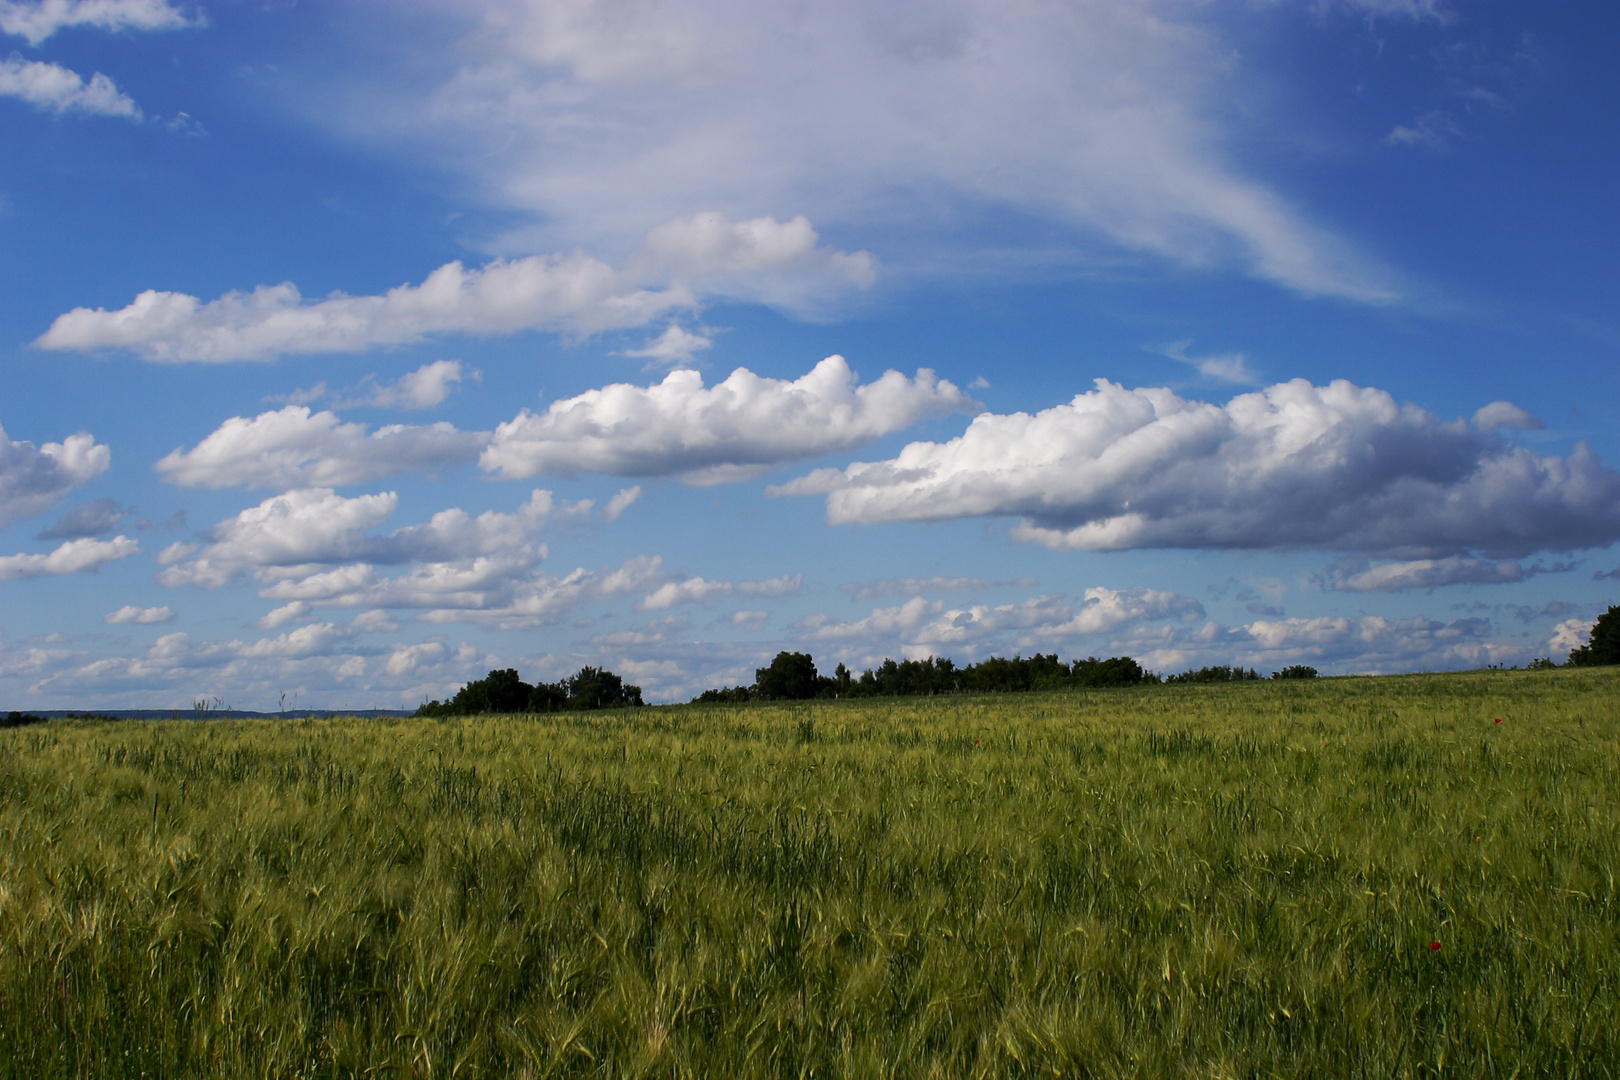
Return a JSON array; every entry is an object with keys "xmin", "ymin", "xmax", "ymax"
[
  {"xmin": 566, "ymin": 666, "xmax": 643, "ymax": 709},
  {"xmin": 755, "ymin": 651, "xmax": 821, "ymax": 700},
  {"xmin": 415, "ymin": 665, "xmax": 642, "ymax": 716},
  {"xmin": 1567, "ymin": 605, "xmax": 1620, "ymax": 666}
]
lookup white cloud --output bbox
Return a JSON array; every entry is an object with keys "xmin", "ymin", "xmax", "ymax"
[
  {"xmin": 1332, "ymin": 556, "xmax": 1536, "ymax": 592},
  {"xmin": 1235, "ymin": 614, "xmax": 1519, "ymax": 673},
  {"xmin": 104, "ymin": 604, "xmax": 173, "ymax": 624},
  {"xmin": 483, "ymin": 355, "xmax": 979, "ymax": 483},
  {"xmin": 154, "ymin": 487, "xmax": 655, "ymax": 631},
  {"xmin": 637, "ymin": 573, "xmax": 802, "ymax": 612},
  {"xmin": 1472, "ymin": 401, "xmax": 1542, "ymax": 432},
  {"xmin": 324, "ymin": 360, "xmax": 476, "ymax": 410},
  {"xmin": 156, "ymin": 487, "xmax": 579, "ymax": 589},
  {"xmin": 317, "ymin": 1, "xmax": 1396, "ymax": 302},
  {"xmin": 621, "ymin": 324, "xmax": 711, "ymax": 367},
  {"xmin": 1384, "ymin": 111, "xmax": 1461, "ymax": 150},
  {"xmin": 0, "ymin": 56, "xmax": 139, "ymax": 117},
  {"xmin": 35, "ymin": 212, "xmax": 873, "ymax": 362},
  {"xmin": 0, "ymin": 0, "xmax": 196, "ymax": 45},
  {"xmin": 1548, "ymin": 617, "xmax": 1588, "ymax": 658},
  {"xmin": 796, "ymin": 586, "xmax": 1203, "ymax": 662},
  {"xmin": 0, "ymin": 423, "xmax": 110, "ymax": 528},
  {"xmin": 154, "ymin": 406, "xmax": 486, "ymax": 489},
  {"xmin": 776, "ymin": 379, "xmax": 1620, "ymax": 559},
  {"xmin": 1155, "ymin": 339, "xmax": 1259, "ymax": 385},
  {"xmin": 0, "ymin": 535, "xmax": 136, "ymax": 581},
  {"xmin": 37, "ymin": 496, "xmax": 130, "ymax": 539},
  {"xmin": 602, "ymin": 485, "xmax": 640, "ymax": 521},
  {"xmin": 841, "ymin": 575, "xmax": 1038, "ymax": 600}
]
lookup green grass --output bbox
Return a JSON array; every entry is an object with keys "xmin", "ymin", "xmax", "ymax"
[{"xmin": 1, "ymin": 668, "xmax": 1617, "ymax": 1078}]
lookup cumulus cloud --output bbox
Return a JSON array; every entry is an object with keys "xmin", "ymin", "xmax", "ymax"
[
  {"xmin": 1472, "ymin": 400, "xmax": 1542, "ymax": 432},
  {"xmin": 0, "ymin": 56, "xmax": 140, "ymax": 117},
  {"xmin": 637, "ymin": 573, "xmax": 802, "ymax": 612},
  {"xmin": 322, "ymin": 1, "xmax": 1396, "ymax": 301},
  {"xmin": 35, "ymin": 212, "xmax": 874, "ymax": 361},
  {"xmin": 322, "ymin": 360, "xmax": 477, "ymax": 410},
  {"xmin": 840, "ymin": 575, "xmax": 1038, "ymax": 600},
  {"xmin": 483, "ymin": 355, "xmax": 978, "ymax": 483},
  {"xmin": 38, "ymin": 496, "xmax": 131, "ymax": 539},
  {"xmin": 797, "ymin": 586, "xmax": 1203, "ymax": 661},
  {"xmin": 1155, "ymin": 339, "xmax": 1259, "ymax": 385},
  {"xmin": 1331, "ymin": 556, "xmax": 1544, "ymax": 592},
  {"xmin": 776, "ymin": 379, "xmax": 1620, "ymax": 559},
  {"xmin": 0, "ymin": 535, "xmax": 136, "ymax": 581},
  {"xmin": 602, "ymin": 485, "xmax": 640, "ymax": 522},
  {"xmin": 156, "ymin": 487, "xmax": 580, "ymax": 589},
  {"xmin": 1235, "ymin": 614, "xmax": 1520, "ymax": 673},
  {"xmin": 154, "ymin": 487, "xmax": 656, "ymax": 630},
  {"xmin": 154, "ymin": 406, "xmax": 486, "ymax": 489},
  {"xmin": 104, "ymin": 604, "xmax": 174, "ymax": 624},
  {"xmin": 622, "ymin": 324, "xmax": 712, "ymax": 367},
  {"xmin": 1548, "ymin": 617, "xmax": 1588, "ymax": 658},
  {"xmin": 0, "ymin": 423, "xmax": 110, "ymax": 528},
  {"xmin": 0, "ymin": 0, "xmax": 197, "ymax": 45}
]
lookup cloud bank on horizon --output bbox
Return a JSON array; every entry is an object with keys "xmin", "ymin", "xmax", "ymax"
[{"xmin": 2, "ymin": 0, "xmax": 1616, "ymax": 707}]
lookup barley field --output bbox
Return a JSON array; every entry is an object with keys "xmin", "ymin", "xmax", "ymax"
[{"xmin": 1, "ymin": 668, "xmax": 1617, "ymax": 1078}]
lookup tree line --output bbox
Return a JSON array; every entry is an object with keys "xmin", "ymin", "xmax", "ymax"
[
  {"xmin": 414, "ymin": 666, "xmax": 643, "ymax": 717},
  {"xmin": 695, "ymin": 652, "xmax": 1321, "ymax": 703},
  {"xmin": 405, "ymin": 605, "xmax": 1620, "ymax": 717}
]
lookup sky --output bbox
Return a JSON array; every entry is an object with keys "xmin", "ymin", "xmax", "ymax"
[{"xmin": 2, "ymin": 0, "xmax": 1619, "ymax": 710}]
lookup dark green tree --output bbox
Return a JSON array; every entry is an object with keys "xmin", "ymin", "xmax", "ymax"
[
  {"xmin": 755, "ymin": 651, "xmax": 821, "ymax": 700},
  {"xmin": 566, "ymin": 666, "xmax": 643, "ymax": 709},
  {"xmin": 1567, "ymin": 605, "xmax": 1620, "ymax": 666}
]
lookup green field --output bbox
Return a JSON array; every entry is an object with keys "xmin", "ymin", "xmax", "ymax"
[{"xmin": 1, "ymin": 669, "xmax": 1617, "ymax": 1078}]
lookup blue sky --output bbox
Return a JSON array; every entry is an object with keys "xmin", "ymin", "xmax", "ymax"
[{"xmin": 3, "ymin": 0, "xmax": 1618, "ymax": 709}]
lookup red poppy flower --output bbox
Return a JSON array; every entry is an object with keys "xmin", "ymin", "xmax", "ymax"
[
  {"xmin": 1429, "ymin": 941, "xmax": 1441, "ymax": 951},
  {"xmin": 1494, "ymin": 718, "xmax": 1503, "ymax": 724}
]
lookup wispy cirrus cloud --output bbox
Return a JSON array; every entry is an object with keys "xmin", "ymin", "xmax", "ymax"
[{"xmin": 320, "ymin": 1, "xmax": 1400, "ymax": 302}]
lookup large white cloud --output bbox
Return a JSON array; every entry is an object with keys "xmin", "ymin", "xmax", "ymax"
[
  {"xmin": 0, "ymin": 56, "xmax": 139, "ymax": 116},
  {"xmin": 159, "ymin": 357, "xmax": 969, "ymax": 489},
  {"xmin": 319, "ymin": 1, "xmax": 1395, "ymax": 301},
  {"xmin": 35, "ymin": 212, "xmax": 873, "ymax": 361},
  {"xmin": 776, "ymin": 379, "xmax": 1620, "ymax": 559},
  {"xmin": 0, "ymin": 0, "xmax": 197, "ymax": 45},
  {"xmin": 0, "ymin": 422, "xmax": 111, "ymax": 528},
  {"xmin": 483, "ymin": 355, "xmax": 978, "ymax": 483},
  {"xmin": 154, "ymin": 406, "xmax": 486, "ymax": 489}
]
